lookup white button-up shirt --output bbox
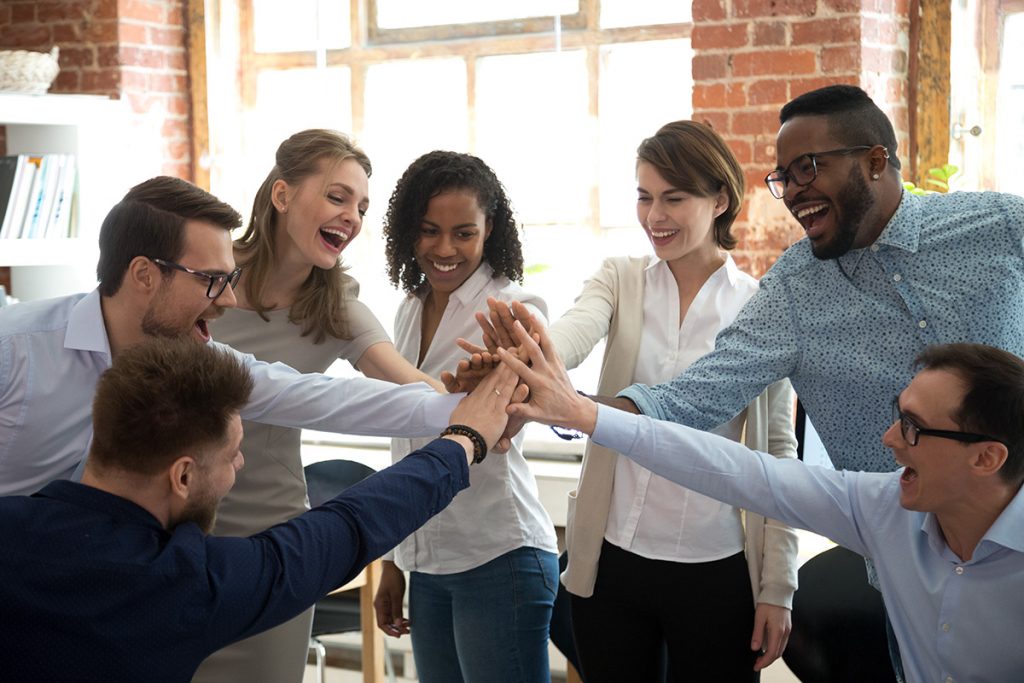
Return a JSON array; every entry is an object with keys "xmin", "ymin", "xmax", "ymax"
[
  {"xmin": 388, "ymin": 263, "xmax": 558, "ymax": 573},
  {"xmin": 0, "ymin": 290, "xmax": 460, "ymax": 496},
  {"xmin": 604, "ymin": 256, "xmax": 750, "ymax": 562}
]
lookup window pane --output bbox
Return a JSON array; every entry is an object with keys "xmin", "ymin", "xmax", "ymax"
[
  {"xmin": 476, "ymin": 50, "xmax": 591, "ymax": 226},
  {"xmin": 252, "ymin": 0, "xmax": 349, "ymax": 53},
  {"xmin": 362, "ymin": 58, "xmax": 469, "ymax": 204},
  {"xmin": 348, "ymin": 58, "xmax": 470, "ymax": 343},
  {"xmin": 235, "ymin": 67, "xmax": 352, "ymax": 217},
  {"xmin": 997, "ymin": 13, "xmax": 1024, "ymax": 196},
  {"xmin": 599, "ymin": 40, "xmax": 693, "ymax": 228},
  {"xmin": 601, "ymin": 0, "xmax": 691, "ymax": 28},
  {"xmin": 376, "ymin": 0, "xmax": 578, "ymax": 29}
]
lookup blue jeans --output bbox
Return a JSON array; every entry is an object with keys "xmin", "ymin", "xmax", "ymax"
[{"xmin": 409, "ymin": 546, "xmax": 558, "ymax": 683}]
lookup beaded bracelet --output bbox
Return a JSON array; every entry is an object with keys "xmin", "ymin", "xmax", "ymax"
[{"xmin": 440, "ymin": 424, "xmax": 489, "ymax": 464}]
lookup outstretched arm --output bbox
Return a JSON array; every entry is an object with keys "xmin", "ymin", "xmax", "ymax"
[{"xmin": 357, "ymin": 341, "xmax": 446, "ymax": 393}]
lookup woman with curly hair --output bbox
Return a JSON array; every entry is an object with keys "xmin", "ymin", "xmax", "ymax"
[
  {"xmin": 196, "ymin": 129, "xmax": 443, "ymax": 683},
  {"xmin": 373, "ymin": 150, "xmax": 559, "ymax": 683}
]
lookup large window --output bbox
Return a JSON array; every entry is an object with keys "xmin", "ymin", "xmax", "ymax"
[{"xmin": 203, "ymin": 0, "xmax": 693, "ymax": 454}]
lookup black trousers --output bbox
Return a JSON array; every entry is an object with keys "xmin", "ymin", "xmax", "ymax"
[{"xmin": 570, "ymin": 541, "xmax": 758, "ymax": 682}]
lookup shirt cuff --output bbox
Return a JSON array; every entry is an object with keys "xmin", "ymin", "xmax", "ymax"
[
  {"xmin": 424, "ymin": 392, "xmax": 465, "ymax": 433},
  {"xmin": 591, "ymin": 403, "xmax": 641, "ymax": 456},
  {"xmin": 616, "ymin": 383, "xmax": 666, "ymax": 420}
]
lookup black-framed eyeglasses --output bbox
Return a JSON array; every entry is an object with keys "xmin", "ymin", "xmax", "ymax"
[
  {"xmin": 891, "ymin": 397, "xmax": 1003, "ymax": 447},
  {"xmin": 764, "ymin": 146, "xmax": 874, "ymax": 199},
  {"xmin": 152, "ymin": 258, "xmax": 242, "ymax": 300}
]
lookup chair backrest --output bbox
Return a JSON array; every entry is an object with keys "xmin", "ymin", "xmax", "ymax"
[{"xmin": 304, "ymin": 459, "xmax": 377, "ymax": 508}]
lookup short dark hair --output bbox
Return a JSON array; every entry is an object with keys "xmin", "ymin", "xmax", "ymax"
[
  {"xmin": 89, "ymin": 338, "xmax": 254, "ymax": 476},
  {"xmin": 636, "ymin": 120, "xmax": 745, "ymax": 250},
  {"xmin": 916, "ymin": 343, "xmax": 1024, "ymax": 484},
  {"xmin": 96, "ymin": 176, "xmax": 242, "ymax": 296},
  {"xmin": 780, "ymin": 85, "xmax": 902, "ymax": 171},
  {"xmin": 383, "ymin": 151, "xmax": 524, "ymax": 294}
]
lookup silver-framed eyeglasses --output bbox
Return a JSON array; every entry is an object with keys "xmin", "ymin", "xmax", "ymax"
[
  {"xmin": 764, "ymin": 146, "xmax": 874, "ymax": 199},
  {"xmin": 152, "ymin": 258, "xmax": 242, "ymax": 300},
  {"xmin": 891, "ymin": 397, "xmax": 1002, "ymax": 447}
]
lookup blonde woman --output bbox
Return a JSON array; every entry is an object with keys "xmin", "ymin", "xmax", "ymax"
[{"xmin": 195, "ymin": 129, "xmax": 443, "ymax": 683}]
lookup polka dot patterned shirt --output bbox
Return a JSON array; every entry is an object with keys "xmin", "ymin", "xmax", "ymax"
[{"xmin": 621, "ymin": 190, "xmax": 1024, "ymax": 473}]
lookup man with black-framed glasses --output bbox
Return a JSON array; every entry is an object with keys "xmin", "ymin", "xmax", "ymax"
[
  {"xmin": 502, "ymin": 319, "xmax": 1024, "ymax": 682},
  {"xmin": 477, "ymin": 83, "xmax": 1024, "ymax": 681},
  {"xmin": 0, "ymin": 176, "xmax": 465, "ymax": 497}
]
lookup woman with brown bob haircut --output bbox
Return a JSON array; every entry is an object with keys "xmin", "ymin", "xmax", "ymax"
[{"xmin": 546, "ymin": 121, "xmax": 801, "ymax": 681}]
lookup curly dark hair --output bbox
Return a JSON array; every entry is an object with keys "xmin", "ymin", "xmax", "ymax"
[{"xmin": 384, "ymin": 150, "xmax": 524, "ymax": 294}]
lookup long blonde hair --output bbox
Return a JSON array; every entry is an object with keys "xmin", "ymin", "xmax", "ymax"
[{"xmin": 235, "ymin": 129, "xmax": 372, "ymax": 343}]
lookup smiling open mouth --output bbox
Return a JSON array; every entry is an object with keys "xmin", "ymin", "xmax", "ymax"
[
  {"xmin": 319, "ymin": 228, "xmax": 349, "ymax": 249},
  {"xmin": 900, "ymin": 467, "xmax": 918, "ymax": 483}
]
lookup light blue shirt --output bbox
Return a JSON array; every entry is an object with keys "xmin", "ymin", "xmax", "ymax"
[
  {"xmin": 593, "ymin": 404, "xmax": 1024, "ymax": 683},
  {"xmin": 621, "ymin": 190, "xmax": 1024, "ymax": 472},
  {"xmin": 0, "ymin": 289, "xmax": 461, "ymax": 496}
]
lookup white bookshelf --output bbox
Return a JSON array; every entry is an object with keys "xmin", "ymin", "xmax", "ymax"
[{"xmin": 1, "ymin": 93, "xmax": 129, "ymax": 300}]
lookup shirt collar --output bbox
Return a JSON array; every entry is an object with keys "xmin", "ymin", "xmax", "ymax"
[
  {"xmin": 980, "ymin": 483, "xmax": 1024, "ymax": 554},
  {"xmin": 836, "ymin": 191, "xmax": 921, "ymax": 278},
  {"xmin": 449, "ymin": 261, "xmax": 496, "ymax": 308},
  {"xmin": 645, "ymin": 253, "xmax": 741, "ymax": 286},
  {"xmin": 34, "ymin": 480, "xmax": 166, "ymax": 531},
  {"xmin": 65, "ymin": 288, "xmax": 112, "ymax": 358},
  {"xmin": 919, "ymin": 483, "xmax": 1024, "ymax": 560}
]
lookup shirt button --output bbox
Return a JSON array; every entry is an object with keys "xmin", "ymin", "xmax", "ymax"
[
  {"xmin": 893, "ymin": 273, "xmax": 902, "ymax": 282},
  {"xmin": 942, "ymin": 622, "xmax": 951, "ymax": 632},
  {"xmin": 919, "ymin": 320, "xmax": 927, "ymax": 329},
  {"xmin": 870, "ymin": 244, "xmax": 879, "ymax": 252},
  {"xmin": 954, "ymin": 566, "xmax": 964, "ymax": 575}
]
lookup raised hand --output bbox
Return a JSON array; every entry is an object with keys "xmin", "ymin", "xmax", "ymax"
[
  {"xmin": 496, "ymin": 317, "xmax": 597, "ymax": 436},
  {"xmin": 447, "ymin": 361, "xmax": 529, "ymax": 451},
  {"xmin": 439, "ymin": 346, "xmax": 500, "ymax": 394}
]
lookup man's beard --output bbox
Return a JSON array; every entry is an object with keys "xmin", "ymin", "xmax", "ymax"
[
  {"xmin": 140, "ymin": 285, "xmax": 188, "ymax": 339},
  {"xmin": 179, "ymin": 492, "xmax": 218, "ymax": 534},
  {"xmin": 140, "ymin": 306, "xmax": 186, "ymax": 339},
  {"xmin": 810, "ymin": 165, "xmax": 875, "ymax": 260}
]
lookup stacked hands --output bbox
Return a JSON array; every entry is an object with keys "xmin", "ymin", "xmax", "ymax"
[
  {"xmin": 442, "ymin": 296, "xmax": 598, "ymax": 451},
  {"xmin": 373, "ymin": 298, "xmax": 598, "ymax": 638}
]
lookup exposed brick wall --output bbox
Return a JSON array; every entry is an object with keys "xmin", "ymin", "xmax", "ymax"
[
  {"xmin": 692, "ymin": 0, "xmax": 912, "ymax": 277},
  {"xmin": 0, "ymin": 0, "xmax": 192, "ymax": 180}
]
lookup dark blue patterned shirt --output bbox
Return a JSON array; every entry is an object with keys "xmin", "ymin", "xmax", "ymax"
[
  {"xmin": 0, "ymin": 439, "xmax": 469, "ymax": 682},
  {"xmin": 621, "ymin": 190, "xmax": 1024, "ymax": 472}
]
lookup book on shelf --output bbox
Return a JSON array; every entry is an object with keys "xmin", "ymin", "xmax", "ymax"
[
  {"xmin": 0, "ymin": 154, "xmax": 78, "ymax": 241},
  {"xmin": 0, "ymin": 156, "xmax": 17, "ymax": 238}
]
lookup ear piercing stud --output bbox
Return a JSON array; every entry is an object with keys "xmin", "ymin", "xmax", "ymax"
[{"xmin": 872, "ymin": 173, "xmax": 880, "ymax": 180}]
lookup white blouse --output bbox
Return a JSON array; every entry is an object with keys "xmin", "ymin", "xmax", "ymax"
[
  {"xmin": 387, "ymin": 263, "xmax": 559, "ymax": 574},
  {"xmin": 604, "ymin": 255, "xmax": 756, "ymax": 562}
]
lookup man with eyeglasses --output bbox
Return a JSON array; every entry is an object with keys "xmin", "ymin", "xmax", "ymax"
[
  {"xmin": 475, "ymin": 83, "xmax": 1023, "ymax": 679},
  {"xmin": 0, "ymin": 176, "xmax": 463, "ymax": 497},
  {"xmin": 499, "ymin": 320, "xmax": 1024, "ymax": 683}
]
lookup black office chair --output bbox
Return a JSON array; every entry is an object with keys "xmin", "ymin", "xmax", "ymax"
[
  {"xmin": 783, "ymin": 546, "xmax": 897, "ymax": 682},
  {"xmin": 304, "ymin": 459, "xmax": 396, "ymax": 683}
]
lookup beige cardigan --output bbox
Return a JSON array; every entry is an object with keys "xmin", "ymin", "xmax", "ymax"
[{"xmin": 551, "ymin": 256, "xmax": 800, "ymax": 608}]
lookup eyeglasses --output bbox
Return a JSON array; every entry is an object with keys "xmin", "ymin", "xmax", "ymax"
[
  {"xmin": 764, "ymin": 146, "xmax": 874, "ymax": 199},
  {"xmin": 891, "ymin": 397, "xmax": 1002, "ymax": 447},
  {"xmin": 152, "ymin": 258, "xmax": 242, "ymax": 300}
]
